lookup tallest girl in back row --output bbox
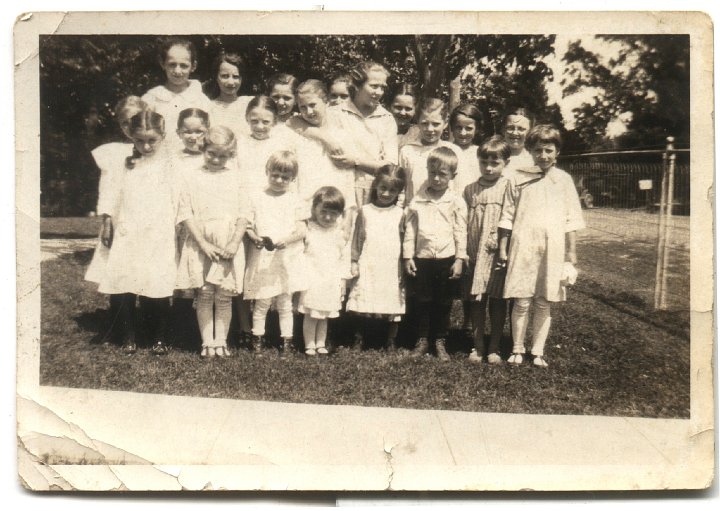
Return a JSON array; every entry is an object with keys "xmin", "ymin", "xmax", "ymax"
[{"xmin": 142, "ymin": 38, "xmax": 212, "ymax": 141}]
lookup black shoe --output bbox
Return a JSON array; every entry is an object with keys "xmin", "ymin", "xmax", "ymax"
[
  {"xmin": 279, "ymin": 337, "xmax": 295, "ymax": 359},
  {"xmin": 151, "ymin": 340, "xmax": 171, "ymax": 355},
  {"xmin": 251, "ymin": 335, "xmax": 264, "ymax": 356},
  {"xmin": 410, "ymin": 337, "xmax": 429, "ymax": 358},
  {"xmin": 121, "ymin": 336, "xmax": 137, "ymax": 355},
  {"xmin": 351, "ymin": 332, "xmax": 364, "ymax": 351}
]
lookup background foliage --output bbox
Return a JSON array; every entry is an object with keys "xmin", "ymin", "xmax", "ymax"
[{"xmin": 39, "ymin": 34, "xmax": 689, "ymax": 216}]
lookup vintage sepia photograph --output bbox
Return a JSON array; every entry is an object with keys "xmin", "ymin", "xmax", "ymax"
[{"xmin": 15, "ymin": 10, "xmax": 714, "ymax": 492}]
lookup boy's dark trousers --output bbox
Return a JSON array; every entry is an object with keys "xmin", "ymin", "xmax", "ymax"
[{"xmin": 413, "ymin": 257, "xmax": 457, "ymax": 339}]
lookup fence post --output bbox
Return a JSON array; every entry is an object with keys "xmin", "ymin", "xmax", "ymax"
[{"xmin": 654, "ymin": 136, "xmax": 674, "ymax": 310}]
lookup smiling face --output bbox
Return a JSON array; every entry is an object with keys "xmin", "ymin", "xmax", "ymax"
[
  {"xmin": 216, "ymin": 61, "xmax": 242, "ymax": 99},
  {"xmin": 162, "ymin": 45, "xmax": 196, "ymax": 89},
  {"xmin": 479, "ymin": 153, "xmax": 508, "ymax": 182},
  {"xmin": 354, "ymin": 70, "xmax": 388, "ymax": 111},
  {"xmin": 132, "ymin": 128, "xmax": 164, "ymax": 156},
  {"xmin": 427, "ymin": 164, "xmax": 454, "ymax": 193},
  {"xmin": 328, "ymin": 82, "xmax": 350, "ymax": 106},
  {"xmin": 390, "ymin": 94, "xmax": 416, "ymax": 129},
  {"xmin": 203, "ymin": 143, "xmax": 235, "ymax": 171},
  {"xmin": 374, "ymin": 178, "xmax": 401, "ymax": 207},
  {"xmin": 270, "ymin": 83, "xmax": 296, "ymax": 120},
  {"xmin": 503, "ymin": 114, "xmax": 532, "ymax": 153},
  {"xmin": 451, "ymin": 114, "xmax": 477, "ymax": 149},
  {"xmin": 297, "ymin": 92, "xmax": 328, "ymax": 127},
  {"xmin": 177, "ymin": 116, "xmax": 207, "ymax": 153},
  {"xmin": 266, "ymin": 166, "xmax": 295, "ymax": 193},
  {"xmin": 418, "ymin": 109, "xmax": 447, "ymax": 145},
  {"xmin": 530, "ymin": 142, "xmax": 559, "ymax": 171},
  {"xmin": 247, "ymin": 107, "xmax": 277, "ymax": 140}
]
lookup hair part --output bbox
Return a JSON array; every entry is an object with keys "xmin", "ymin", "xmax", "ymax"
[
  {"xmin": 267, "ymin": 73, "xmax": 299, "ymax": 95},
  {"xmin": 265, "ymin": 149, "xmax": 299, "ymax": 178},
  {"xmin": 177, "ymin": 108, "xmax": 210, "ymax": 130},
  {"xmin": 158, "ymin": 37, "xmax": 197, "ymax": 65},
  {"xmin": 369, "ymin": 164, "xmax": 407, "ymax": 206},
  {"xmin": 204, "ymin": 125, "xmax": 237, "ymax": 150},
  {"xmin": 450, "ymin": 103, "xmax": 484, "ymax": 134},
  {"xmin": 296, "ymin": 79, "xmax": 328, "ymax": 103},
  {"xmin": 246, "ymin": 95, "xmax": 279, "ymax": 120},
  {"xmin": 126, "ymin": 110, "xmax": 165, "ymax": 169},
  {"xmin": 204, "ymin": 51, "xmax": 247, "ymax": 99},
  {"xmin": 525, "ymin": 124, "xmax": 562, "ymax": 151},
  {"xmin": 478, "ymin": 135, "xmax": 512, "ymax": 161},
  {"xmin": 346, "ymin": 61, "xmax": 390, "ymax": 98},
  {"xmin": 114, "ymin": 96, "xmax": 148, "ymax": 127},
  {"xmin": 418, "ymin": 98, "xmax": 449, "ymax": 120},
  {"xmin": 427, "ymin": 146, "xmax": 458, "ymax": 175},
  {"xmin": 330, "ymin": 74, "xmax": 352, "ymax": 88}
]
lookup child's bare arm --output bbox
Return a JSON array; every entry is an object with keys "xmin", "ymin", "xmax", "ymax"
[
  {"xmin": 497, "ymin": 228, "xmax": 511, "ymax": 265},
  {"xmin": 183, "ymin": 218, "xmax": 224, "ymax": 262},
  {"xmin": 275, "ymin": 220, "xmax": 307, "ymax": 249},
  {"xmin": 221, "ymin": 217, "xmax": 249, "ymax": 259}
]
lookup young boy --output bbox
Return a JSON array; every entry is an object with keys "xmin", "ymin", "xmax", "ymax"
[{"xmin": 403, "ymin": 146, "xmax": 468, "ymax": 361}]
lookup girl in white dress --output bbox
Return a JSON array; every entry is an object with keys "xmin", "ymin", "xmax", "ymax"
[
  {"xmin": 244, "ymin": 150, "xmax": 308, "ymax": 357},
  {"xmin": 85, "ymin": 96, "xmax": 147, "ymax": 345},
  {"xmin": 97, "ymin": 110, "xmax": 187, "ymax": 355},
  {"xmin": 142, "ymin": 38, "xmax": 212, "ymax": 145},
  {"xmin": 498, "ymin": 125, "xmax": 585, "ymax": 368},
  {"xmin": 298, "ymin": 187, "xmax": 349, "ymax": 356},
  {"xmin": 500, "ymin": 107, "xmax": 536, "ymax": 179},
  {"xmin": 207, "ymin": 52, "xmax": 254, "ymax": 139},
  {"xmin": 346, "ymin": 165, "xmax": 407, "ymax": 351},
  {"xmin": 176, "ymin": 127, "xmax": 248, "ymax": 358}
]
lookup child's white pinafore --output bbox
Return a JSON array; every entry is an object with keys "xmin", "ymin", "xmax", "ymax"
[
  {"xmin": 243, "ymin": 190, "xmax": 307, "ymax": 300},
  {"xmin": 175, "ymin": 165, "xmax": 249, "ymax": 294},
  {"xmin": 97, "ymin": 153, "xmax": 186, "ymax": 298},
  {"xmin": 210, "ymin": 96, "xmax": 254, "ymax": 139},
  {"xmin": 346, "ymin": 204, "xmax": 405, "ymax": 318},
  {"xmin": 297, "ymin": 221, "xmax": 347, "ymax": 319},
  {"xmin": 85, "ymin": 141, "xmax": 132, "ymax": 284},
  {"xmin": 141, "ymin": 80, "xmax": 213, "ymax": 143}
]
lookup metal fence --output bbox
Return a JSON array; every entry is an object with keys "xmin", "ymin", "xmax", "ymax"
[{"xmin": 559, "ymin": 141, "xmax": 690, "ymax": 312}]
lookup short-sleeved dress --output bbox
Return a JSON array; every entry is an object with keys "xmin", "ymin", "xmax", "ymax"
[
  {"xmin": 97, "ymin": 152, "xmax": 187, "ymax": 298},
  {"xmin": 210, "ymin": 96, "xmax": 254, "ymax": 139},
  {"xmin": 243, "ymin": 189, "xmax": 308, "ymax": 300},
  {"xmin": 175, "ymin": 165, "xmax": 249, "ymax": 294},
  {"xmin": 463, "ymin": 176, "xmax": 508, "ymax": 299},
  {"xmin": 346, "ymin": 203, "xmax": 405, "ymax": 320},
  {"xmin": 297, "ymin": 221, "xmax": 347, "ymax": 319},
  {"xmin": 498, "ymin": 166, "xmax": 585, "ymax": 302},
  {"xmin": 85, "ymin": 141, "xmax": 133, "ymax": 285}
]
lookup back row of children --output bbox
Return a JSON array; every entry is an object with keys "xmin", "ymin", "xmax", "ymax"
[{"xmin": 86, "ymin": 37, "xmax": 585, "ymax": 367}]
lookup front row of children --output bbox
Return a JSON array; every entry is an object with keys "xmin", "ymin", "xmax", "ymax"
[{"xmin": 89, "ymin": 106, "xmax": 584, "ymax": 368}]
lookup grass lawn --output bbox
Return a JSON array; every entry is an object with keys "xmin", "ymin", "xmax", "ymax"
[{"xmin": 39, "ymin": 214, "xmax": 691, "ymax": 418}]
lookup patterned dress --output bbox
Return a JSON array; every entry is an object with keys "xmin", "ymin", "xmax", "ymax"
[{"xmin": 463, "ymin": 176, "xmax": 508, "ymax": 299}]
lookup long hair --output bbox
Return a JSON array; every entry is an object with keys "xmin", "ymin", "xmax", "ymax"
[{"xmin": 450, "ymin": 103, "xmax": 485, "ymax": 145}]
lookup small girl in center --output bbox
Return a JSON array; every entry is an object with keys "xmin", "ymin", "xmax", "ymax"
[
  {"xmin": 297, "ymin": 187, "xmax": 349, "ymax": 356},
  {"xmin": 346, "ymin": 164, "xmax": 407, "ymax": 351},
  {"xmin": 176, "ymin": 126, "xmax": 248, "ymax": 358},
  {"xmin": 244, "ymin": 150, "xmax": 308, "ymax": 356}
]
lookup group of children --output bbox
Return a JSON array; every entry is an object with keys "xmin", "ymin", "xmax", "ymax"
[{"xmin": 85, "ymin": 38, "xmax": 585, "ymax": 368}]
